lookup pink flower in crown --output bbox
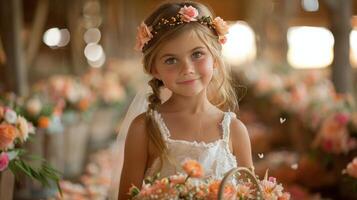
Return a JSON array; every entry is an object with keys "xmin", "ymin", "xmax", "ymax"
[
  {"xmin": 134, "ymin": 22, "xmax": 153, "ymax": 52},
  {"xmin": 219, "ymin": 35, "xmax": 227, "ymax": 44},
  {"xmin": 179, "ymin": 5, "xmax": 199, "ymax": 22},
  {"xmin": 212, "ymin": 17, "xmax": 229, "ymax": 36},
  {"xmin": 0, "ymin": 152, "xmax": 9, "ymax": 171}
]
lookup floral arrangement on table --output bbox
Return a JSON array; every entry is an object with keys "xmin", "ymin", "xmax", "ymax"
[
  {"xmin": 17, "ymin": 95, "xmax": 64, "ymax": 134},
  {"xmin": 82, "ymin": 68, "xmax": 127, "ymax": 108},
  {"xmin": 47, "ymin": 75, "xmax": 95, "ymax": 113},
  {"xmin": 238, "ymin": 65, "xmax": 357, "ymax": 154},
  {"xmin": 0, "ymin": 104, "xmax": 62, "ymax": 193},
  {"xmin": 235, "ymin": 64, "xmax": 357, "ymax": 197},
  {"xmin": 33, "ymin": 75, "xmax": 96, "ymax": 124},
  {"xmin": 128, "ymin": 160, "xmax": 290, "ymax": 200}
]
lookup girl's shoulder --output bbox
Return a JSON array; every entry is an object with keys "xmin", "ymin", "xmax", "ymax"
[
  {"xmin": 126, "ymin": 112, "xmax": 148, "ymax": 140},
  {"xmin": 229, "ymin": 115, "xmax": 248, "ymax": 136}
]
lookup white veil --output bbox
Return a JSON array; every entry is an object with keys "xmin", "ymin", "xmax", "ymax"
[
  {"xmin": 108, "ymin": 84, "xmax": 150, "ymax": 200},
  {"xmin": 108, "ymin": 79, "xmax": 172, "ymax": 200}
]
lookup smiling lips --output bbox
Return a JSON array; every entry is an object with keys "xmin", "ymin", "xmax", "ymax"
[{"xmin": 177, "ymin": 78, "xmax": 199, "ymax": 84}]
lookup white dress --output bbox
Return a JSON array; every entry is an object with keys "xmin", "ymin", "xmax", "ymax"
[{"xmin": 144, "ymin": 110, "xmax": 238, "ymax": 179}]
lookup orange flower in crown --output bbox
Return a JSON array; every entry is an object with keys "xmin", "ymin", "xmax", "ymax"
[
  {"xmin": 134, "ymin": 22, "xmax": 153, "ymax": 52},
  {"xmin": 212, "ymin": 17, "xmax": 229, "ymax": 44},
  {"xmin": 134, "ymin": 5, "xmax": 229, "ymax": 52},
  {"xmin": 182, "ymin": 159, "xmax": 204, "ymax": 178}
]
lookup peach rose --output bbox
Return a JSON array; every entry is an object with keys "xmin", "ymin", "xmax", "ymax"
[
  {"xmin": 212, "ymin": 17, "xmax": 229, "ymax": 36},
  {"xmin": 179, "ymin": 5, "xmax": 199, "ymax": 22},
  {"xmin": 16, "ymin": 116, "xmax": 29, "ymax": 142},
  {"xmin": 208, "ymin": 180, "xmax": 221, "ymax": 199},
  {"xmin": 346, "ymin": 157, "xmax": 357, "ymax": 178},
  {"xmin": 0, "ymin": 124, "xmax": 18, "ymax": 150},
  {"xmin": 182, "ymin": 159, "xmax": 204, "ymax": 178},
  {"xmin": 26, "ymin": 98, "xmax": 42, "ymax": 116},
  {"xmin": 134, "ymin": 22, "xmax": 153, "ymax": 52}
]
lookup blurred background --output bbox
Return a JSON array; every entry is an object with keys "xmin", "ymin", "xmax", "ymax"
[{"xmin": 0, "ymin": 0, "xmax": 357, "ymax": 199}]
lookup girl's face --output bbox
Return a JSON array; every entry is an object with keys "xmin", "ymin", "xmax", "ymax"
[{"xmin": 152, "ymin": 30, "xmax": 215, "ymax": 97}]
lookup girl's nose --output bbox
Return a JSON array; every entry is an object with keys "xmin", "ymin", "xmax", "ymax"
[{"xmin": 181, "ymin": 60, "xmax": 195, "ymax": 75}]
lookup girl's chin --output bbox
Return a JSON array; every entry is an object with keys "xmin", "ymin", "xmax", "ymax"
[{"xmin": 172, "ymin": 88, "xmax": 207, "ymax": 97}]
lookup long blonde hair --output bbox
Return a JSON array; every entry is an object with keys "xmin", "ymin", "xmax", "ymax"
[{"xmin": 141, "ymin": 0, "xmax": 239, "ymax": 170}]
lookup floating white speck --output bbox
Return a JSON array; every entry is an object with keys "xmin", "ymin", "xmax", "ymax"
[
  {"xmin": 291, "ymin": 163, "xmax": 298, "ymax": 170},
  {"xmin": 258, "ymin": 153, "xmax": 264, "ymax": 159},
  {"xmin": 280, "ymin": 117, "xmax": 286, "ymax": 124}
]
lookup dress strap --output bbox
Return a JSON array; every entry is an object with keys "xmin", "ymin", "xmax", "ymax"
[
  {"xmin": 150, "ymin": 110, "xmax": 171, "ymax": 140},
  {"xmin": 221, "ymin": 112, "xmax": 236, "ymax": 143}
]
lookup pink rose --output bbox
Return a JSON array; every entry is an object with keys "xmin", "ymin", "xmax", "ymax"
[
  {"xmin": 134, "ymin": 22, "xmax": 153, "ymax": 52},
  {"xmin": 219, "ymin": 35, "xmax": 227, "ymax": 44},
  {"xmin": 179, "ymin": 5, "xmax": 198, "ymax": 22},
  {"xmin": 0, "ymin": 152, "xmax": 9, "ymax": 171},
  {"xmin": 335, "ymin": 113, "xmax": 350, "ymax": 125},
  {"xmin": 212, "ymin": 17, "xmax": 229, "ymax": 36}
]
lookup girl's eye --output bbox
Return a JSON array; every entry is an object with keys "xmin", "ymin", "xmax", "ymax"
[
  {"xmin": 192, "ymin": 51, "xmax": 204, "ymax": 59},
  {"xmin": 164, "ymin": 57, "xmax": 177, "ymax": 65}
]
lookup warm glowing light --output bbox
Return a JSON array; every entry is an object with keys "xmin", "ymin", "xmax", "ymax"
[
  {"xmin": 302, "ymin": 0, "xmax": 319, "ymax": 12},
  {"xmin": 43, "ymin": 27, "xmax": 70, "ymax": 47},
  {"xmin": 57, "ymin": 29, "xmax": 70, "ymax": 47},
  {"xmin": 222, "ymin": 21, "xmax": 256, "ymax": 66},
  {"xmin": 88, "ymin": 53, "xmax": 106, "ymax": 68},
  {"xmin": 84, "ymin": 28, "xmax": 101, "ymax": 44},
  {"xmin": 43, "ymin": 28, "xmax": 61, "ymax": 47},
  {"xmin": 84, "ymin": 43, "xmax": 104, "ymax": 62},
  {"xmin": 287, "ymin": 26, "xmax": 334, "ymax": 69},
  {"xmin": 350, "ymin": 29, "xmax": 357, "ymax": 68}
]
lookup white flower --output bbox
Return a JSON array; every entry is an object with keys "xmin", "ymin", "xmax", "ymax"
[{"xmin": 4, "ymin": 109, "xmax": 17, "ymax": 124}]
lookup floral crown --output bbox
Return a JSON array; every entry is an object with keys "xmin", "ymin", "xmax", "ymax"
[{"xmin": 134, "ymin": 5, "xmax": 229, "ymax": 52}]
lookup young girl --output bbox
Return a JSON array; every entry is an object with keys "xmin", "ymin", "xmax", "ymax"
[{"xmin": 117, "ymin": 1, "xmax": 253, "ymax": 199}]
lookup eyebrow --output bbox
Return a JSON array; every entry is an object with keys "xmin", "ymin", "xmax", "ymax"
[{"xmin": 159, "ymin": 46, "xmax": 205, "ymax": 60}]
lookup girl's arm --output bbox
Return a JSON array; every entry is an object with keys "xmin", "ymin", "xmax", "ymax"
[
  {"xmin": 118, "ymin": 114, "xmax": 148, "ymax": 200},
  {"xmin": 230, "ymin": 118, "xmax": 254, "ymax": 168}
]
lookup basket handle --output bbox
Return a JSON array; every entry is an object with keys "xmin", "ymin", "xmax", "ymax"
[{"xmin": 218, "ymin": 167, "xmax": 263, "ymax": 200}]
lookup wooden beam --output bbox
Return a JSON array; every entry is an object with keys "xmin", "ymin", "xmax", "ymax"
[
  {"xmin": 26, "ymin": 0, "xmax": 49, "ymax": 68},
  {"xmin": 0, "ymin": 0, "xmax": 28, "ymax": 96},
  {"xmin": 328, "ymin": 0, "xmax": 354, "ymax": 94}
]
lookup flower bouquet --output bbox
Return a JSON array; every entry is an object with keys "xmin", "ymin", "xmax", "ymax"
[
  {"xmin": 37, "ymin": 75, "xmax": 94, "ymax": 178},
  {"xmin": 82, "ymin": 69, "xmax": 128, "ymax": 150},
  {"xmin": 0, "ymin": 105, "xmax": 62, "ymax": 199},
  {"xmin": 129, "ymin": 160, "xmax": 290, "ymax": 200}
]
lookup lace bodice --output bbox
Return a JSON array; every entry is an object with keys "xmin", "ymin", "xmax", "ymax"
[{"xmin": 144, "ymin": 110, "xmax": 238, "ymax": 179}]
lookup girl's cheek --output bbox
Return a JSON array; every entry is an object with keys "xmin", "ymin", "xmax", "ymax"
[{"xmin": 197, "ymin": 57, "xmax": 214, "ymax": 73}]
